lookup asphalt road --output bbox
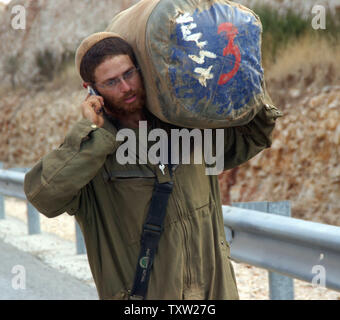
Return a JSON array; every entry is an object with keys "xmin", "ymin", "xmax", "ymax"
[{"xmin": 0, "ymin": 239, "xmax": 98, "ymax": 300}]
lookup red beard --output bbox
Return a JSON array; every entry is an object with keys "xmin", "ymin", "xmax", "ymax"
[{"xmin": 104, "ymin": 88, "xmax": 146, "ymax": 117}]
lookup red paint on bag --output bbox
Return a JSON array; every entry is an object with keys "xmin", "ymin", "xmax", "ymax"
[{"xmin": 217, "ymin": 22, "xmax": 241, "ymax": 85}]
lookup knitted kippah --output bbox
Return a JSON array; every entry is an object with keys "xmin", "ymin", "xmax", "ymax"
[{"xmin": 75, "ymin": 31, "xmax": 123, "ymax": 78}]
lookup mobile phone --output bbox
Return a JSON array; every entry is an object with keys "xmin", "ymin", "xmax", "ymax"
[{"xmin": 87, "ymin": 85, "xmax": 100, "ymax": 96}]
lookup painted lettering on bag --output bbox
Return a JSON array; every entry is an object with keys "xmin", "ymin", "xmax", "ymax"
[
  {"xmin": 170, "ymin": 4, "xmax": 264, "ymax": 116},
  {"xmin": 176, "ymin": 12, "xmax": 216, "ymax": 87},
  {"xmin": 176, "ymin": 13, "xmax": 241, "ymax": 87},
  {"xmin": 217, "ymin": 22, "xmax": 241, "ymax": 85}
]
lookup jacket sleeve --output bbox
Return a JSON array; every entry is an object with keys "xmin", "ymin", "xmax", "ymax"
[
  {"xmin": 221, "ymin": 99, "xmax": 282, "ymax": 171},
  {"xmin": 24, "ymin": 119, "xmax": 120, "ymax": 218}
]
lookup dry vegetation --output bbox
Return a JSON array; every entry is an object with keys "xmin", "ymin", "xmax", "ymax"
[{"xmin": 265, "ymin": 33, "xmax": 340, "ymax": 107}]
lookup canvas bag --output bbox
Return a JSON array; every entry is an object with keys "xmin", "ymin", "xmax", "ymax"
[{"xmin": 106, "ymin": 0, "xmax": 266, "ymax": 128}]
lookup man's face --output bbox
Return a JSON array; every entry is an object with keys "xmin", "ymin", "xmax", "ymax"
[{"xmin": 93, "ymin": 55, "xmax": 145, "ymax": 116}]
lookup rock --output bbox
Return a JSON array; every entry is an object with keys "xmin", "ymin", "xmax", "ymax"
[
  {"xmin": 289, "ymin": 89, "xmax": 301, "ymax": 98},
  {"xmin": 328, "ymin": 100, "xmax": 339, "ymax": 109}
]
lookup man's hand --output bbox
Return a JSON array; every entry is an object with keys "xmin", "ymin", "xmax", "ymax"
[{"xmin": 81, "ymin": 94, "xmax": 105, "ymax": 127}]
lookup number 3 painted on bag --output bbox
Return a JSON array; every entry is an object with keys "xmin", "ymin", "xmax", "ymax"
[{"xmin": 217, "ymin": 22, "xmax": 241, "ymax": 85}]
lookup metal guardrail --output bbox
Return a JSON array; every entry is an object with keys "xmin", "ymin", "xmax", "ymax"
[
  {"xmin": 224, "ymin": 202, "xmax": 340, "ymax": 296},
  {"xmin": 229, "ymin": 201, "xmax": 294, "ymax": 300},
  {"xmin": 0, "ymin": 165, "xmax": 86, "ymax": 254},
  {"xmin": 1, "ymin": 165, "xmax": 340, "ymax": 299}
]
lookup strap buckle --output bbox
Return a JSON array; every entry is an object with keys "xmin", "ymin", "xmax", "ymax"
[{"xmin": 143, "ymin": 223, "xmax": 163, "ymax": 235}]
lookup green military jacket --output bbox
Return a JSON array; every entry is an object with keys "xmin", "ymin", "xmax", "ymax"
[{"xmin": 24, "ymin": 101, "xmax": 281, "ymax": 300}]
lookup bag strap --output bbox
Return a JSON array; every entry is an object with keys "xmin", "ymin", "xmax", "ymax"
[{"xmin": 129, "ymin": 164, "xmax": 173, "ymax": 300}]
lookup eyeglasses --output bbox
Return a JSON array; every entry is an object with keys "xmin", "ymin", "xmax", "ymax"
[{"xmin": 95, "ymin": 67, "xmax": 140, "ymax": 90}]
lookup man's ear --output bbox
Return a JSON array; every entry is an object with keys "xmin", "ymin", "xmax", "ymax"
[{"xmin": 83, "ymin": 82, "xmax": 91, "ymax": 89}]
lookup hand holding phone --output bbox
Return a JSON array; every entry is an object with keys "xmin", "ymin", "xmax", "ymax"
[
  {"xmin": 87, "ymin": 85, "xmax": 104, "ymax": 113},
  {"xmin": 81, "ymin": 84, "xmax": 105, "ymax": 127}
]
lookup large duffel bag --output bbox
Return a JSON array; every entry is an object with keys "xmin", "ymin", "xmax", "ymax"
[{"xmin": 106, "ymin": 0, "xmax": 266, "ymax": 128}]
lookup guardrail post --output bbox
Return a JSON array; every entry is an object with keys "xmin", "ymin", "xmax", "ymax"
[
  {"xmin": 27, "ymin": 202, "xmax": 41, "ymax": 235},
  {"xmin": 267, "ymin": 201, "xmax": 294, "ymax": 300},
  {"xmin": 0, "ymin": 163, "xmax": 4, "ymax": 220},
  {"xmin": 232, "ymin": 201, "xmax": 295, "ymax": 300},
  {"xmin": 75, "ymin": 221, "xmax": 86, "ymax": 255}
]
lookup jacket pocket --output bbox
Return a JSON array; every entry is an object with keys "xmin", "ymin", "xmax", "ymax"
[{"xmin": 106, "ymin": 171, "xmax": 156, "ymax": 245}]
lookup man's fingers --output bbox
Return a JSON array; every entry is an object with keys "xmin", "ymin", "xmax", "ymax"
[
  {"xmin": 95, "ymin": 107, "xmax": 103, "ymax": 115},
  {"xmin": 80, "ymin": 94, "xmax": 105, "ymax": 126},
  {"xmin": 86, "ymin": 95, "xmax": 104, "ymax": 106},
  {"xmin": 90, "ymin": 95, "xmax": 104, "ymax": 104},
  {"xmin": 86, "ymin": 97, "xmax": 104, "ymax": 113},
  {"xmin": 81, "ymin": 101, "xmax": 104, "ymax": 124}
]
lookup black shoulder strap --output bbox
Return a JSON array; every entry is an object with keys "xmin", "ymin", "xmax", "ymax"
[
  {"xmin": 129, "ymin": 128, "xmax": 174, "ymax": 300},
  {"xmin": 129, "ymin": 166, "xmax": 173, "ymax": 300}
]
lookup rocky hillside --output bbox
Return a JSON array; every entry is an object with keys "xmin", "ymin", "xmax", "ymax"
[
  {"xmin": 0, "ymin": 86, "xmax": 84, "ymax": 166},
  {"xmin": 219, "ymin": 31, "xmax": 340, "ymax": 226},
  {"xmin": 1, "ymin": 0, "xmax": 340, "ymax": 227},
  {"xmin": 0, "ymin": 0, "xmax": 137, "ymax": 86},
  {"xmin": 219, "ymin": 84, "xmax": 340, "ymax": 226}
]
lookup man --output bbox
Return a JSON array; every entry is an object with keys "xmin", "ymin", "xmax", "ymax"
[{"xmin": 24, "ymin": 32, "xmax": 281, "ymax": 300}]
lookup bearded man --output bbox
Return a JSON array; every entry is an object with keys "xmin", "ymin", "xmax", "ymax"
[{"xmin": 24, "ymin": 32, "xmax": 281, "ymax": 300}]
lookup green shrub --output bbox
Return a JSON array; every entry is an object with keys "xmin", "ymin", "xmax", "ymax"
[
  {"xmin": 4, "ymin": 54, "xmax": 21, "ymax": 89},
  {"xmin": 35, "ymin": 49, "xmax": 57, "ymax": 81},
  {"xmin": 35, "ymin": 48, "xmax": 76, "ymax": 83}
]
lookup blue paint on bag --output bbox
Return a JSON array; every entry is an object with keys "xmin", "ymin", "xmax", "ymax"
[{"xmin": 169, "ymin": 3, "xmax": 263, "ymax": 117}]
